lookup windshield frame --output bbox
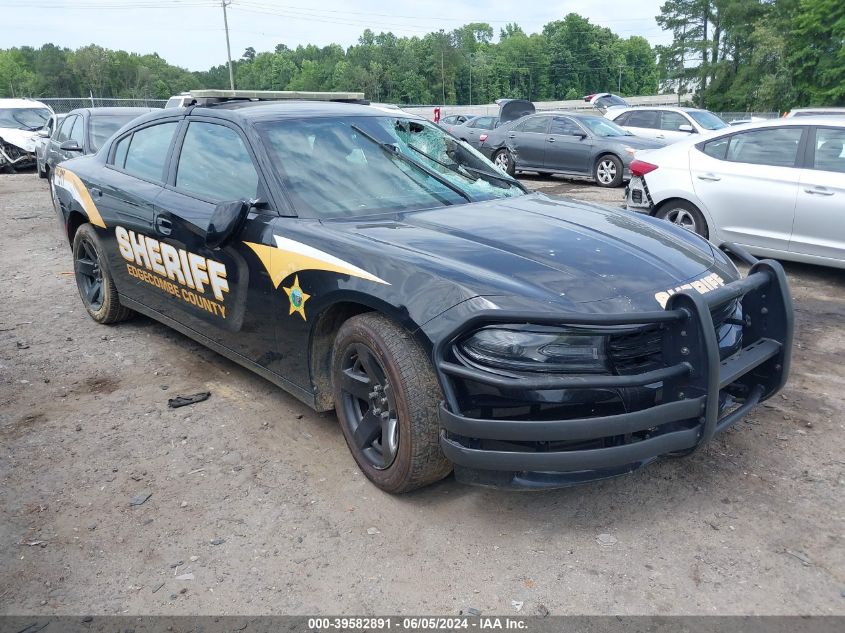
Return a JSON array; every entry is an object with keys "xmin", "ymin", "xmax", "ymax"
[{"xmin": 255, "ymin": 114, "xmax": 526, "ymax": 221}]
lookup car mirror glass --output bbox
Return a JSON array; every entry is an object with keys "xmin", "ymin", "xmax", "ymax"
[{"xmin": 206, "ymin": 199, "xmax": 249, "ymax": 249}]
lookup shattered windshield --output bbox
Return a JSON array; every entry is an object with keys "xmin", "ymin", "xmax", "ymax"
[
  {"xmin": 257, "ymin": 115, "xmax": 524, "ymax": 219},
  {"xmin": 0, "ymin": 107, "xmax": 51, "ymax": 131}
]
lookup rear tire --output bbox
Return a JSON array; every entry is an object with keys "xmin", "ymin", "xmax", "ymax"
[
  {"xmin": 493, "ymin": 148, "xmax": 516, "ymax": 176},
  {"xmin": 37, "ymin": 161, "xmax": 47, "ymax": 179},
  {"xmin": 332, "ymin": 313, "xmax": 452, "ymax": 494},
  {"xmin": 656, "ymin": 200, "xmax": 709, "ymax": 238},
  {"xmin": 594, "ymin": 154, "xmax": 623, "ymax": 187},
  {"xmin": 72, "ymin": 224, "xmax": 133, "ymax": 324}
]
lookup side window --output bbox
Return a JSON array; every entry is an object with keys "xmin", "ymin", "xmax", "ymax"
[
  {"xmin": 472, "ymin": 117, "xmax": 494, "ymax": 130},
  {"xmin": 812, "ymin": 127, "xmax": 845, "ymax": 173},
  {"xmin": 614, "ymin": 112, "xmax": 631, "ymax": 126},
  {"xmin": 112, "ymin": 134, "xmax": 130, "ymax": 168},
  {"xmin": 626, "ymin": 110, "xmax": 660, "ymax": 129},
  {"xmin": 69, "ymin": 116, "xmax": 85, "ymax": 144},
  {"xmin": 56, "ymin": 115, "xmax": 76, "ymax": 142},
  {"xmin": 517, "ymin": 116, "xmax": 551, "ymax": 134},
  {"xmin": 726, "ymin": 127, "xmax": 803, "ymax": 167},
  {"xmin": 175, "ymin": 122, "xmax": 259, "ymax": 202},
  {"xmin": 550, "ymin": 117, "xmax": 583, "ymax": 136},
  {"xmin": 702, "ymin": 137, "xmax": 729, "ymax": 160},
  {"xmin": 660, "ymin": 112, "xmax": 688, "ymax": 131},
  {"xmin": 122, "ymin": 121, "xmax": 178, "ymax": 182}
]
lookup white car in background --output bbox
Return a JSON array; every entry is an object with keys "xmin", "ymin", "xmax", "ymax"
[
  {"xmin": 606, "ymin": 106, "xmax": 728, "ymax": 144},
  {"xmin": 0, "ymin": 98, "xmax": 53, "ymax": 171},
  {"xmin": 624, "ymin": 117, "xmax": 845, "ymax": 269}
]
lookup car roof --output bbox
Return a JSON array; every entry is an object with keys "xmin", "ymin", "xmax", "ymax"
[
  {"xmin": 0, "ymin": 98, "xmax": 51, "ymax": 109},
  {"xmin": 790, "ymin": 107, "xmax": 845, "ymax": 113},
  {"xmin": 728, "ymin": 116, "xmax": 845, "ymax": 128},
  {"xmin": 65, "ymin": 107, "xmax": 154, "ymax": 117}
]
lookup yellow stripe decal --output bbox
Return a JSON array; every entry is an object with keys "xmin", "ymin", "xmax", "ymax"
[
  {"xmin": 244, "ymin": 235, "xmax": 389, "ymax": 288},
  {"xmin": 54, "ymin": 166, "xmax": 106, "ymax": 228}
]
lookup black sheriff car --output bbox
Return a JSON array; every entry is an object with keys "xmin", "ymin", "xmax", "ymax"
[{"xmin": 51, "ymin": 91, "xmax": 793, "ymax": 493}]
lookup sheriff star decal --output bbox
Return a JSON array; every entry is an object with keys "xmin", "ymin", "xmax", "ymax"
[{"xmin": 283, "ymin": 275, "xmax": 310, "ymax": 320}]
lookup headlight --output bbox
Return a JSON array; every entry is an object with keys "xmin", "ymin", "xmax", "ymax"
[{"xmin": 458, "ymin": 325, "xmax": 608, "ymax": 373}]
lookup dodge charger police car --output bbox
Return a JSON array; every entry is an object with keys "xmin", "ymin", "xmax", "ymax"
[{"xmin": 52, "ymin": 90, "xmax": 794, "ymax": 493}]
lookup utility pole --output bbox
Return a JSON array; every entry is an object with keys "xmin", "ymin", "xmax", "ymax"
[
  {"xmin": 469, "ymin": 57, "xmax": 472, "ymax": 106},
  {"xmin": 618, "ymin": 66, "xmax": 623, "ymax": 93},
  {"xmin": 221, "ymin": 0, "xmax": 235, "ymax": 90},
  {"xmin": 441, "ymin": 50, "xmax": 446, "ymax": 106}
]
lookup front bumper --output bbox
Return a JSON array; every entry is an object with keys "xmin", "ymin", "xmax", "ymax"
[
  {"xmin": 0, "ymin": 141, "xmax": 36, "ymax": 169},
  {"xmin": 435, "ymin": 260, "xmax": 793, "ymax": 489}
]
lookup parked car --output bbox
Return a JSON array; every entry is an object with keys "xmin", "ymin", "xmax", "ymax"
[
  {"xmin": 0, "ymin": 98, "xmax": 53, "ymax": 172},
  {"xmin": 43, "ymin": 107, "xmax": 152, "ymax": 177},
  {"xmin": 584, "ymin": 93, "xmax": 629, "ymax": 113},
  {"xmin": 481, "ymin": 111, "xmax": 665, "ymax": 187},
  {"xmin": 606, "ymin": 107, "xmax": 728, "ymax": 143},
  {"xmin": 786, "ymin": 107, "xmax": 845, "ymax": 118},
  {"xmin": 438, "ymin": 114, "xmax": 470, "ymax": 132},
  {"xmin": 446, "ymin": 115, "xmax": 500, "ymax": 149},
  {"xmin": 35, "ymin": 113, "xmax": 66, "ymax": 178},
  {"xmin": 50, "ymin": 90, "xmax": 792, "ymax": 493},
  {"xmin": 625, "ymin": 117, "xmax": 845, "ymax": 269}
]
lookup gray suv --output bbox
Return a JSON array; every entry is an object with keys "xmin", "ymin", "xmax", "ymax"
[{"xmin": 480, "ymin": 112, "xmax": 665, "ymax": 187}]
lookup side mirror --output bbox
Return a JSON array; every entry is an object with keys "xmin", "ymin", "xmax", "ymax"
[
  {"xmin": 60, "ymin": 140, "xmax": 83, "ymax": 152},
  {"xmin": 37, "ymin": 128, "xmax": 50, "ymax": 138},
  {"xmin": 578, "ymin": 133, "xmax": 588, "ymax": 140},
  {"xmin": 206, "ymin": 199, "xmax": 250, "ymax": 249},
  {"xmin": 678, "ymin": 124, "xmax": 695, "ymax": 133}
]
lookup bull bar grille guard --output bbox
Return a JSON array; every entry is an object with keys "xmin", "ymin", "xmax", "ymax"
[{"xmin": 433, "ymin": 259, "xmax": 794, "ymax": 474}]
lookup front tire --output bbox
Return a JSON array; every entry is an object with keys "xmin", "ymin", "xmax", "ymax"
[
  {"xmin": 332, "ymin": 313, "xmax": 452, "ymax": 494},
  {"xmin": 72, "ymin": 224, "xmax": 133, "ymax": 324},
  {"xmin": 655, "ymin": 200, "xmax": 709, "ymax": 238},
  {"xmin": 594, "ymin": 154, "xmax": 623, "ymax": 187},
  {"xmin": 493, "ymin": 148, "xmax": 516, "ymax": 176}
]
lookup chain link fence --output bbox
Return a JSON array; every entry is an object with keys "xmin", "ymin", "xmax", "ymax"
[{"xmin": 37, "ymin": 97, "xmax": 167, "ymax": 113}]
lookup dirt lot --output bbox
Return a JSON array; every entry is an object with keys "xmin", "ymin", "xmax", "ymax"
[{"xmin": 1, "ymin": 171, "xmax": 843, "ymax": 616}]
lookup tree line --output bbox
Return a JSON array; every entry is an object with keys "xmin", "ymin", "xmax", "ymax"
[{"xmin": 1, "ymin": 1, "xmax": 842, "ymax": 111}]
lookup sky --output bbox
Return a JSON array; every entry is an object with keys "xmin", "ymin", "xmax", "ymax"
[{"xmin": 1, "ymin": 0, "xmax": 672, "ymax": 71}]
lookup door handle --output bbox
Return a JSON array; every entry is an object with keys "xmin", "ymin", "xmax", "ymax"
[
  {"xmin": 508, "ymin": 133, "xmax": 516, "ymax": 138},
  {"xmin": 154, "ymin": 215, "xmax": 173, "ymax": 236},
  {"xmin": 90, "ymin": 187, "xmax": 102, "ymax": 198},
  {"xmin": 697, "ymin": 173, "xmax": 721, "ymax": 182},
  {"xmin": 656, "ymin": 134, "xmax": 665, "ymax": 139},
  {"xmin": 547, "ymin": 137, "xmax": 555, "ymax": 143},
  {"xmin": 804, "ymin": 187, "xmax": 833, "ymax": 196}
]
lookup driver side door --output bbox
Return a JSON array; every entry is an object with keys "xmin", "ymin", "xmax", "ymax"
[{"xmin": 151, "ymin": 117, "xmax": 282, "ymax": 364}]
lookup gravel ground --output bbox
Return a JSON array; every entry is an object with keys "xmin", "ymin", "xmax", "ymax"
[{"xmin": 1, "ymin": 171, "xmax": 843, "ymax": 615}]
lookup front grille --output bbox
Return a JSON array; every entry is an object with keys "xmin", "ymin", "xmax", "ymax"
[{"xmin": 608, "ymin": 300, "xmax": 738, "ymax": 375}]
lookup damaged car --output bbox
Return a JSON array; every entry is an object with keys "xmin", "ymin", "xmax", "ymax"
[
  {"xmin": 51, "ymin": 91, "xmax": 793, "ymax": 493},
  {"xmin": 0, "ymin": 98, "xmax": 53, "ymax": 172}
]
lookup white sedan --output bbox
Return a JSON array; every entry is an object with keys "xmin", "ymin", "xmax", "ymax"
[
  {"xmin": 624, "ymin": 117, "xmax": 845, "ymax": 269},
  {"xmin": 606, "ymin": 106, "xmax": 728, "ymax": 144}
]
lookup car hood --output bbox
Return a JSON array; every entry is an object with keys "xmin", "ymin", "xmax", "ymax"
[
  {"xmin": 0, "ymin": 127, "xmax": 38, "ymax": 152},
  {"xmin": 332, "ymin": 193, "xmax": 729, "ymax": 312}
]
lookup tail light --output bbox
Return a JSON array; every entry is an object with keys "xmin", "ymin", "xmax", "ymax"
[
  {"xmin": 479, "ymin": 134, "xmax": 488, "ymax": 143},
  {"xmin": 629, "ymin": 159, "xmax": 658, "ymax": 178}
]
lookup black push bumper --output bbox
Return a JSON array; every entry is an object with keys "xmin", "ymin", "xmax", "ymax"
[{"xmin": 434, "ymin": 259, "xmax": 793, "ymax": 489}]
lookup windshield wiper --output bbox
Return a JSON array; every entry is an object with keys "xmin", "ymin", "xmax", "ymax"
[
  {"xmin": 351, "ymin": 125, "xmax": 472, "ymax": 203},
  {"xmin": 407, "ymin": 140, "xmax": 526, "ymax": 192},
  {"xmin": 406, "ymin": 143, "xmax": 478, "ymax": 180}
]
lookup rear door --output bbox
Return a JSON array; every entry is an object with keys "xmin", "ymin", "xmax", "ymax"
[
  {"xmin": 619, "ymin": 109, "xmax": 660, "ymax": 140},
  {"xmin": 48, "ymin": 114, "xmax": 77, "ymax": 168},
  {"xmin": 544, "ymin": 115, "xmax": 591, "ymax": 174},
  {"xmin": 508, "ymin": 115, "xmax": 552, "ymax": 169},
  {"xmin": 98, "ymin": 119, "xmax": 181, "ymax": 300},
  {"xmin": 463, "ymin": 116, "xmax": 495, "ymax": 148},
  {"xmin": 691, "ymin": 126, "xmax": 805, "ymax": 251},
  {"xmin": 790, "ymin": 126, "xmax": 845, "ymax": 261},
  {"xmin": 151, "ymin": 117, "xmax": 280, "ymax": 363}
]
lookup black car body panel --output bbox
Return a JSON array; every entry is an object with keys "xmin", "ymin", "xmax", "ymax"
[{"xmin": 51, "ymin": 101, "xmax": 793, "ymax": 489}]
